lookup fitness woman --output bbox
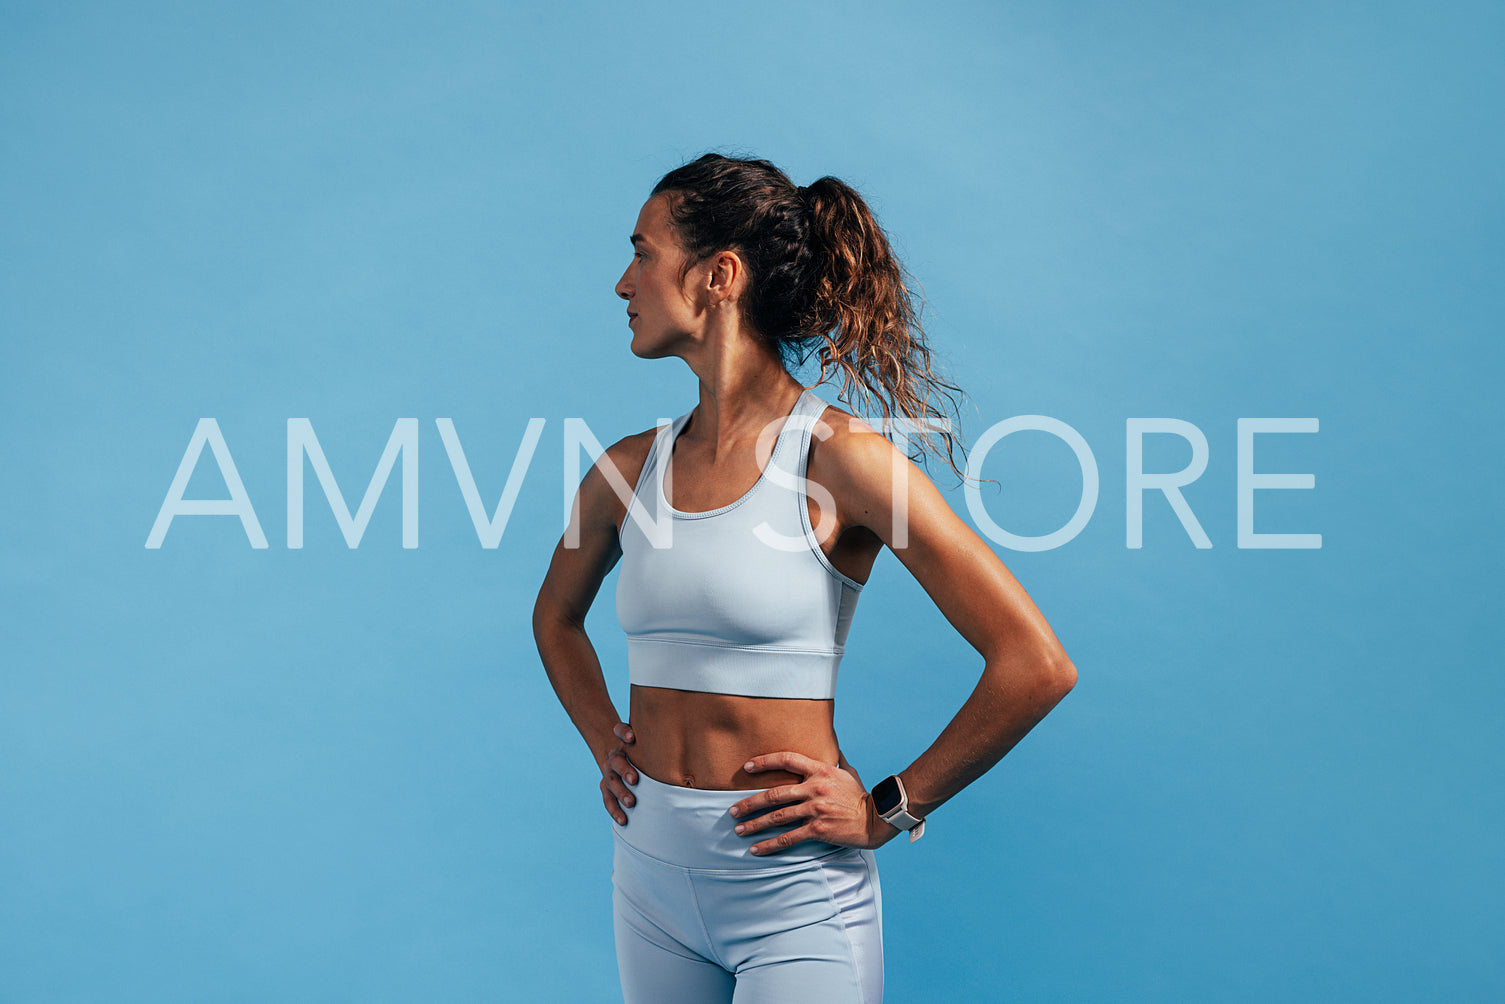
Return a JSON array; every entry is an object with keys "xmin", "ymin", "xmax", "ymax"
[{"xmin": 533, "ymin": 153, "xmax": 1076, "ymax": 1003}]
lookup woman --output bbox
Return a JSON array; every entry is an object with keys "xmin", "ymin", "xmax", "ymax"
[{"xmin": 532, "ymin": 153, "xmax": 1076, "ymax": 1003}]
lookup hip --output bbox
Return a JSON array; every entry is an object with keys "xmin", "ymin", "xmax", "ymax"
[{"xmin": 615, "ymin": 765, "xmax": 850, "ymax": 871}]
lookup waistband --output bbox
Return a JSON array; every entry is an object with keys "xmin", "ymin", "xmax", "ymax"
[
  {"xmin": 626, "ymin": 636, "xmax": 841, "ymax": 700},
  {"xmin": 613, "ymin": 766, "xmax": 847, "ymax": 871}
]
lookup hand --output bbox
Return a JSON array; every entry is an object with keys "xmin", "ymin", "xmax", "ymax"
[
  {"xmin": 599, "ymin": 722, "xmax": 638, "ymax": 825},
  {"xmin": 728, "ymin": 751, "xmax": 902, "ymax": 855}
]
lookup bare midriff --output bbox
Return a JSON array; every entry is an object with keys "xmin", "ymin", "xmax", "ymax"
[{"xmin": 628, "ymin": 685, "xmax": 840, "ymax": 790}]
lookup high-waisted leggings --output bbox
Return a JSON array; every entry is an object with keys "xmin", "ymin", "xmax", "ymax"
[{"xmin": 612, "ymin": 768, "xmax": 884, "ymax": 1003}]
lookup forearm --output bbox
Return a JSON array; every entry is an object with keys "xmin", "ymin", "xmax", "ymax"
[
  {"xmin": 533, "ymin": 614, "xmax": 624, "ymax": 770},
  {"xmin": 897, "ymin": 643, "xmax": 1076, "ymax": 820}
]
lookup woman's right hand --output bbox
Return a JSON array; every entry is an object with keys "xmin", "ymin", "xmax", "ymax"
[{"xmin": 599, "ymin": 722, "xmax": 639, "ymax": 825}]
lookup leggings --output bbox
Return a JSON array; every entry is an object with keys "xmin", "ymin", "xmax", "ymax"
[{"xmin": 612, "ymin": 768, "xmax": 884, "ymax": 1003}]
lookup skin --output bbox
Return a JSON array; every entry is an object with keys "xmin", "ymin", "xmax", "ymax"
[{"xmin": 532, "ymin": 192, "xmax": 1077, "ymax": 856}]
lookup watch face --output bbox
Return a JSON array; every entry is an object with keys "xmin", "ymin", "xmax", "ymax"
[{"xmin": 872, "ymin": 775, "xmax": 902, "ymax": 815}]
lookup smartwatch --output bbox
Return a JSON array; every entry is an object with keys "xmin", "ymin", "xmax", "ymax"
[{"xmin": 871, "ymin": 774, "xmax": 926, "ymax": 842}]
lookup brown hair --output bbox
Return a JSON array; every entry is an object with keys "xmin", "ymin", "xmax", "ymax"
[{"xmin": 651, "ymin": 153, "xmax": 966, "ymax": 479}]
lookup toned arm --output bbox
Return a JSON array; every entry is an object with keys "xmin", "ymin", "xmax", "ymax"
[
  {"xmin": 829, "ymin": 418, "xmax": 1077, "ymax": 818},
  {"xmin": 731, "ymin": 414, "xmax": 1077, "ymax": 851},
  {"xmin": 531, "ymin": 429, "xmax": 656, "ymax": 822}
]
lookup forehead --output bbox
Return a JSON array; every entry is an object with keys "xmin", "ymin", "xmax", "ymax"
[{"xmin": 632, "ymin": 192, "xmax": 676, "ymax": 245}]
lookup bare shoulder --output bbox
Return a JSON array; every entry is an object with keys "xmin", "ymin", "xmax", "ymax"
[
  {"xmin": 808, "ymin": 401, "xmax": 922, "ymax": 489},
  {"xmin": 578, "ymin": 425, "xmax": 661, "ymax": 528},
  {"xmin": 601, "ymin": 425, "xmax": 660, "ymax": 482},
  {"xmin": 807, "ymin": 399, "xmax": 954, "ymax": 547}
]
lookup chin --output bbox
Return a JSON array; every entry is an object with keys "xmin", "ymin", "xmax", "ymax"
[{"xmin": 629, "ymin": 337, "xmax": 674, "ymax": 360}]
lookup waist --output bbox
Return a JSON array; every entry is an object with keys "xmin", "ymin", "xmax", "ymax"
[
  {"xmin": 628, "ymin": 684, "xmax": 838, "ymax": 790},
  {"xmin": 615, "ymin": 766, "xmax": 848, "ymax": 870}
]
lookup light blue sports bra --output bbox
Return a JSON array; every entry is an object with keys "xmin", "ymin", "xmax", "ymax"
[{"xmin": 615, "ymin": 388, "xmax": 863, "ymax": 700}]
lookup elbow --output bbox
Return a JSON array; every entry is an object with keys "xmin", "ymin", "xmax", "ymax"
[
  {"xmin": 1020, "ymin": 636, "xmax": 1076, "ymax": 704},
  {"xmin": 1048, "ymin": 652, "xmax": 1078, "ymax": 701},
  {"xmin": 531, "ymin": 587, "xmax": 555, "ymax": 649},
  {"xmin": 532, "ymin": 584, "xmax": 582, "ymax": 650},
  {"xmin": 982, "ymin": 635, "xmax": 1076, "ymax": 705}
]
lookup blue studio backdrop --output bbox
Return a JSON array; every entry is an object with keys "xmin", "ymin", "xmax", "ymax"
[{"xmin": 3, "ymin": 2, "xmax": 1501, "ymax": 1001}]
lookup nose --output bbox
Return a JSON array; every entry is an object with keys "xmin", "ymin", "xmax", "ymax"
[{"xmin": 615, "ymin": 262, "xmax": 633, "ymax": 301}]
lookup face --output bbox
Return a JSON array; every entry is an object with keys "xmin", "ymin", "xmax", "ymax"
[{"xmin": 614, "ymin": 193, "xmax": 705, "ymax": 358}]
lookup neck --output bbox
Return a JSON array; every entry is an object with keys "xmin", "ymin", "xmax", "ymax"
[{"xmin": 677, "ymin": 326, "xmax": 805, "ymax": 451}]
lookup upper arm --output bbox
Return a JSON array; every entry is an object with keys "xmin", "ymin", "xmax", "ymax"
[
  {"xmin": 533, "ymin": 428, "xmax": 657, "ymax": 632},
  {"xmin": 817, "ymin": 418, "xmax": 1071, "ymax": 668}
]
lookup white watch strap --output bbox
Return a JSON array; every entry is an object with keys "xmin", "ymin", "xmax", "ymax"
[
  {"xmin": 888, "ymin": 810, "xmax": 926, "ymax": 842},
  {"xmin": 878, "ymin": 776, "xmax": 927, "ymax": 842}
]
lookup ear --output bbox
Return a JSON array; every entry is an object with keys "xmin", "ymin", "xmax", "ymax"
[{"xmin": 704, "ymin": 249, "xmax": 746, "ymax": 309}]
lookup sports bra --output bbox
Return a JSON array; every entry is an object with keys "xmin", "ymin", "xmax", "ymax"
[{"xmin": 615, "ymin": 387, "xmax": 863, "ymax": 700}]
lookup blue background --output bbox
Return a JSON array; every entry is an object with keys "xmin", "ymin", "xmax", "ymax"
[{"xmin": 4, "ymin": 1, "xmax": 1501, "ymax": 1000}]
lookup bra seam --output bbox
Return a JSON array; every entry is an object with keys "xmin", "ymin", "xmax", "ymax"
[
  {"xmin": 633, "ymin": 422, "xmax": 668, "ymax": 499},
  {"xmin": 617, "ymin": 420, "xmax": 670, "ymax": 544},
  {"xmin": 795, "ymin": 401, "xmax": 866, "ymax": 593},
  {"xmin": 629, "ymin": 635, "xmax": 844, "ymax": 657},
  {"xmin": 656, "ymin": 392, "xmax": 802, "ymax": 521}
]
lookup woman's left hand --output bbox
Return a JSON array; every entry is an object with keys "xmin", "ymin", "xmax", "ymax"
[{"xmin": 728, "ymin": 751, "xmax": 901, "ymax": 855}]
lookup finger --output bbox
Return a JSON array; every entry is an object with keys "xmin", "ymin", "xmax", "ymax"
[
  {"xmin": 728, "ymin": 782, "xmax": 805, "ymax": 820},
  {"xmin": 750, "ymin": 823, "xmax": 817, "ymax": 856},
  {"xmin": 614, "ymin": 722, "xmax": 636, "ymax": 745},
  {"xmin": 744, "ymin": 751, "xmax": 823, "ymax": 778},
  {"xmin": 607, "ymin": 750, "xmax": 639, "ymax": 785},
  {"xmin": 604, "ymin": 773, "xmax": 637, "ymax": 808},
  {"xmin": 733, "ymin": 803, "xmax": 808, "ymax": 836},
  {"xmin": 600, "ymin": 784, "xmax": 627, "ymax": 825}
]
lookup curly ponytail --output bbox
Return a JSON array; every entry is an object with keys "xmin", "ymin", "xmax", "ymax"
[{"xmin": 651, "ymin": 154, "xmax": 966, "ymax": 479}]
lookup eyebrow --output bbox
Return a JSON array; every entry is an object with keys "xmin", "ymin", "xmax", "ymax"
[{"xmin": 630, "ymin": 233, "xmax": 645, "ymax": 247}]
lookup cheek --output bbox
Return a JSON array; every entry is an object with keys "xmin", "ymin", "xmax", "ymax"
[{"xmin": 651, "ymin": 279, "xmax": 687, "ymax": 312}]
